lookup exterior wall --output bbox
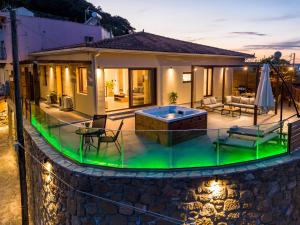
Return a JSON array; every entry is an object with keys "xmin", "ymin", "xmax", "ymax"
[
  {"xmin": 0, "ymin": 64, "xmax": 12, "ymax": 83},
  {"xmin": 96, "ymin": 53, "xmax": 240, "ymax": 107},
  {"xmin": 34, "ymin": 51, "xmax": 244, "ymax": 114},
  {"xmin": 24, "ymin": 124, "xmax": 300, "ymax": 225},
  {"xmin": 0, "ymin": 13, "xmax": 107, "ymax": 63}
]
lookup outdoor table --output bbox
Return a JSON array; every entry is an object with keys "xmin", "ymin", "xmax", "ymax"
[
  {"xmin": 221, "ymin": 105, "xmax": 241, "ymax": 117},
  {"xmin": 75, "ymin": 127, "xmax": 105, "ymax": 162}
]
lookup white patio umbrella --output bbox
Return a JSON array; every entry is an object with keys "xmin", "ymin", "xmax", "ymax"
[{"xmin": 254, "ymin": 64, "xmax": 275, "ymax": 113}]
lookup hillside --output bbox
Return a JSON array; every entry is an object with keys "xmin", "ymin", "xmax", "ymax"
[{"xmin": 0, "ymin": 0, "xmax": 135, "ymax": 36}]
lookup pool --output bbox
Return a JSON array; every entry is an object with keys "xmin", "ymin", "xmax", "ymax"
[{"xmin": 135, "ymin": 106, "xmax": 207, "ymax": 146}]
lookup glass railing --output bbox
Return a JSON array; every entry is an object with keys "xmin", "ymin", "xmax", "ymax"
[{"xmin": 30, "ymin": 104, "xmax": 290, "ymax": 170}]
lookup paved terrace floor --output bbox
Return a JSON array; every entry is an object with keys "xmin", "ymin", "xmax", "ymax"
[
  {"xmin": 33, "ymin": 102, "xmax": 298, "ymax": 169},
  {"xmin": 0, "ymin": 99, "xmax": 21, "ymax": 224}
]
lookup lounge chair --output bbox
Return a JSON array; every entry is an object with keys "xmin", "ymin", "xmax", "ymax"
[
  {"xmin": 97, "ymin": 120, "xmax": 124, "ymax": 154},
  {"xmin": 227, "ymin": 123, "xmax": 281, "ymax": 138},
  {"xmin": 201, "ymin": 97, "xmax": 223, "ymax": 111},
  {"xmin": 214, "ymin": 132, "xmax": 279, "ymax": 149}
]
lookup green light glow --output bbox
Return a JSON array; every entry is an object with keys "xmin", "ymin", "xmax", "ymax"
[{"xmin": 31, "ymin": 113, "xmax": 288, "ymax": 170}]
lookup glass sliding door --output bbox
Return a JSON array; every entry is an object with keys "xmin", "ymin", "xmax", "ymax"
[
  {"xmin": 104, "ymin": 68, "xmax": 129, "ymax": 111},
  {"xmin": 129, "ymin": 69, "xmax": 156, "ymax": 107}
]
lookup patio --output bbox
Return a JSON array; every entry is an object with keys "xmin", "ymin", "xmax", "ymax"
[{"xmin": 30, "ymin": 101, "xmax": 296, "ymax": 170}]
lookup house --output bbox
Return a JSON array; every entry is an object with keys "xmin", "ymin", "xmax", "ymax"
[
  {"xmin": 0, "ymin": 7, "xmax": 110, "ymax": 84},
  {"xmin": 24, "ymin": 31, "xmax": 253, "ymax": 115}
]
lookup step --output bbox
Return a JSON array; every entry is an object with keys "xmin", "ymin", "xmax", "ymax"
[{"xmin": 108, "ymin": 112, "xmax": 135, "ymax": 121}]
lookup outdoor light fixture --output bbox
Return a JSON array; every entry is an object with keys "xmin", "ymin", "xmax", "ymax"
[
  {"xmin": 209, "ymin": 180, "xmax": 222, "ymax": 197},
  {"xmin": 43, "ymin": 159, "xmax": 52, "ymax": 173}
]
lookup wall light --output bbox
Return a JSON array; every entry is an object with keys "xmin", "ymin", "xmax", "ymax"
[
  {"xmin": 243, "ymin": 66, "xmax": 248, "ymax": 71},
  {"xmin": 208, "ymin": 180, "xmax": 222, "ymax": 197},
  {"xmin": 44, "ymin": 160, "xmax": 52, "ymax": 183},
  {"xmin": 44, "ymin": 160, "xmax": 52, "ymax": 173},
  {"xmin": 194, "ymin": 68, "xmax": 198, "ymax": 72},
  {"xmin": 289, "ymin": 67, "xmax": 294, "ymax": 71},
  {"xmin": 169, "ymin": 66, "xmax": 173, "ymax": 70}
]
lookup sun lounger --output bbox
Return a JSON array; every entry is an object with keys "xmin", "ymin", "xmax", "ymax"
[
  {"xmin": 227, "ymin": 123, "xmax": 281, "ymax": 137},
  {"xmin": 214, "ymin": 132, "xmax": 279, "ymax": 149}
]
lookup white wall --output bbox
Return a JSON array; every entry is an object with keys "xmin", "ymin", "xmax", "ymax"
[
  {"xmin": 162, "ymin": 66, "xmax": 192, "ymax": 105},
  {"xmin": 74, "ymin": 66, "xmax": 95, "ymax": 116}
]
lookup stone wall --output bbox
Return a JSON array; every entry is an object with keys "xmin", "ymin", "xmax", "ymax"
[{"xmin": 24, "ymin": 126, "xmax": 300, "ymax": 225}]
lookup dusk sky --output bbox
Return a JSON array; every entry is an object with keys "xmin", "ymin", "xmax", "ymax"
[{"xmin": 91, "ymin": 0, "xmax": 300, "ymax": 63}]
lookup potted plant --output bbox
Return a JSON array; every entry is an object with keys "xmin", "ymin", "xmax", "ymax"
[
  {"xmin": 105, "ymin": 80, "xmax": 115, "ymax": 97},
  {"xmin": 49, "ymin": 91, "xmax": 57, "ymax": 104},
  {"xmin": 168, "ymin": 91, "xmax": 178, "ymax": 104}
]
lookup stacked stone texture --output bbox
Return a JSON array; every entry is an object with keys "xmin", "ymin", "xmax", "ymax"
[{"xmin": 24, "ymin": 131, "xmax": 300, "ymax": 225}]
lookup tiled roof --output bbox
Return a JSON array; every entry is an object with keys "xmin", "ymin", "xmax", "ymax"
[{"xmin": 86, "ymin": 31, "xmax": 253, "ymax": 58}]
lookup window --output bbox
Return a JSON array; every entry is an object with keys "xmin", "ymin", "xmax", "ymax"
[
  {"xmin": 182, "ymin": 72, "xmax": 191, "ymax": 83},
  {"xmin": 203, "ymin": 68, "xmax": 213, "ymax": 96},
  {"xmin": 84, "ymin": 36, "xmax": 94, "ymax": 43},
  {"xmin": 78, "ymin": 67, "xmax": 88, "ymax": 94}
]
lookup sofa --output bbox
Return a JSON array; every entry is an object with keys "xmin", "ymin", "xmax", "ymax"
[
  {"xmin": 225, "ymin": 96, "xmax": 256, "ymax": 110},
  {"xmin": 201, "ymin": 96, "xmax": 224, "ymax": 111}
]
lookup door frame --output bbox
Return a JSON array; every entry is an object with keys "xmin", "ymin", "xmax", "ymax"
[
  {"xmin": 103, "ymin": 67, "xmax": 157, "ymax": 112},
  {"xmin": 128, "ymin": 67, "xmax": 157, "ymax": 109}
]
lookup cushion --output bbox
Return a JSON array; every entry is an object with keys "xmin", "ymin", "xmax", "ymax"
[
  {"xmin": 249, "ymin": 98, "xmax": 255, "ymax": 105},
  {"xmin": 203, "ymin": 98, "xmax": 211, "ymax": 105},
  {"xmin": 232, "ymin": 96, "xmax": 241, "ymax": 103},
  {"xmin": 225, "ymin": 96, "xmax": 232, "ymax": 103},
  {"xmin": 210, "ymin": 97, "xmax": 217, "ymax": 104},
  {"xmin": 240, "ymin": 97, "xmax": 250, "ymax": 105}
]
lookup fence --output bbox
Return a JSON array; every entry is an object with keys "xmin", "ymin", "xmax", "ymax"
[{"xmin": 29, "ymin": 103, "xmax": 291, "ymax": 170}]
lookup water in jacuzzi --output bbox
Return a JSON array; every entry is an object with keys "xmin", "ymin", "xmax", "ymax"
[{"xmin": 142, "ymin": 106, "xmax": 196, "ymax": 119}]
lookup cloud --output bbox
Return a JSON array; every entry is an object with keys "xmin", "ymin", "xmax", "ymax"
[
  {"xmin": 136, "ymin": 8, "xmax": 150, "ymax": 14},
  {"xmin": 212, "ymin": 18, "xmax": 227, "ymax": 23},
  {"xmin": 254, "ymin": 14, "xmax": 300, "ymax": 21},
  {"xmin": 231, "ymin": 32, "xmax": 267, "ymax": 36},
  {"xmin": 244, "ymin": 40, "xmax": 300, "ymax": 50},
  {"xmin": 186, "ymin": 37, "xmax": 207, "ymax": 42}
]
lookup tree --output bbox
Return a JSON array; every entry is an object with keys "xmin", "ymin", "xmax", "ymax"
[{"xmin": 1, "ymin": 0, "xmax": 135, "ymax": 36}]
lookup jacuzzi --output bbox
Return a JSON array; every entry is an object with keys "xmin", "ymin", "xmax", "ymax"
[{"xmin": 135, "ymin": 106, "xmax": 207, "ymax": 146}]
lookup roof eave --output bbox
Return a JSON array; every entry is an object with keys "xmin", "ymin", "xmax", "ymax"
[
  {"xmin": 30, "ymin": 47, "xmax": 254, "ymax": 59},
  {"xmin": 96, "ymin": 48, "xmax": 254, "ymax": 58}
]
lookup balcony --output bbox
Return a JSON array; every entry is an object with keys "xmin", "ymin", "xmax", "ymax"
[
  {"xmin": 27, "ymin": 101, "xmax": 299, "ymax": 170},
  {"xmin": 0, "ymin": 46, "xmax": 6, "ymax": 60}
]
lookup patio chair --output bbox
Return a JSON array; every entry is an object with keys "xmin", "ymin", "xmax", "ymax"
[
  {"xmin": 201, "ymin": 97, "xmax": 223, "ymax": 111},
  {"xmin": 84, "ymin": 115, "xmax": 107, "ymax": 152},
  {"xmin": 97, "ymin": 120, "xmax": 124, "ymax": 154}
]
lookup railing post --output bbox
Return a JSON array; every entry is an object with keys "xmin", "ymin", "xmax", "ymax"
[
  {"xmin": 79, "ymin": 134, "xmax": 84, "ymax": 163},
  {"xmin": 256, "ymin": 125, "xmax": 260, "ymax": 160},
  {"xmin": 120, "ymin": 130, "xmax": 124, "ymax": 168},
  {"xmin": 217, "ymin": 129, "xmax": 220, "ymax": 166},
  {"xmin": 288, "ymin": 122, "xmax": 292, "ymax": 154}
]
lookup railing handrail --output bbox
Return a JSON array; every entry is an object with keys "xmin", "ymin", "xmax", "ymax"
[{"xmin": 30, "ymin": 105, "xmax": 297, "ymax": 132}]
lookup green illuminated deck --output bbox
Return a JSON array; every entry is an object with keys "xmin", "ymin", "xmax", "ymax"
[{"xmin": 31, "ymin": 112, "xmax": 288, "ymax": 170}]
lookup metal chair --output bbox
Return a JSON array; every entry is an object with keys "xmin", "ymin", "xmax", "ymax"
[
  {"xmin": 97, "ymin": 120, "xmax": 124, "ymax": 154},
  {"xmin": 84, "ymin": 115, "xmax": 107, "ymax": 152}
]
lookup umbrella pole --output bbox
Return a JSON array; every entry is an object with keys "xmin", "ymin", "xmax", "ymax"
[
  {"xmin": 253, "ymin": 65, "xmax": 260, "ymax": 126},
  {"xmin": 254, "ymin": 105, "xmax": 258, "ymax": 125},
  {"xmin": 280, "ymin": 84, "xmax": 284, "ymax": 123},
  {"xmin": 269, "ymin": 62, "xmax": 300, "ymax": 117}
]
